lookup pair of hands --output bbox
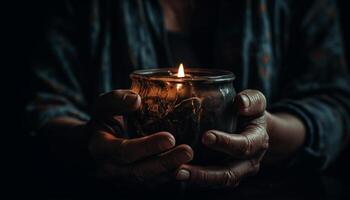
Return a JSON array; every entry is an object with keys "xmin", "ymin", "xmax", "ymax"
[{"xmin": 88, "ymin": 89, "xmax": 269, "ymax": 188}]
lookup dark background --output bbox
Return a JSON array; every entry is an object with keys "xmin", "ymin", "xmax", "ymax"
[{"xmin": 2, "ymin": 1, "xmax": 350, "ymax": 199}]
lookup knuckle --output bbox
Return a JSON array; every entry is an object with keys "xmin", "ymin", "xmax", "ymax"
[
  {"xmin": 252, "ymin": 124, "xmax": 269, "ymax": 151},
  {"xmin": 250, "ymin": 114, "xmax": 267, "ymax": 128},
  {"xmin": 219, "ymin": 134, "xmax": 235, "ymax": 149},
  {"xmin": 262, "ymin": 141, "xmax": 269, "ymax": 151},
  {"xmin": 223, "ymin": 170, "xmax": 239, "ymax": 187},
  {"xmin": 249, "ymin": 159, "xmax": 261, "ymax": 176},
  {"xmin": 259, "ymin": 113, "xmax": 268, "ymax": 124},
  {"xmin": 262, "ymin": 131, "xmax": 269, "ymax": 150},
  {"xmin": 242, "ymin": 135, "xmax": 253, "ymax": 157},
  {"xmin": 249, "ymin": 158, "xmax": 259, "ymax": 168},
  {"xmin": 253, "ymin": 123, "xmax": 266, "ymax": 133},
  {"xmin": 242, "ymin": 124, "xmax": 268, "ymax": 156},
  {"xmin": 251, "ymin": 163, "xmax": 261, "ymax": 176},
  {"xmin": 256, "ymin": 125, "xmax": 269, "ymax": 151}
]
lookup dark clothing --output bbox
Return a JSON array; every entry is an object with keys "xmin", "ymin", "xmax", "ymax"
[
  {"xmin": 167, "ymin": 31, "xmax": 200, "ymax": 66},
  {"xmin": 27, "ymin": 0, "xmax": 350, "ymax": 170}
]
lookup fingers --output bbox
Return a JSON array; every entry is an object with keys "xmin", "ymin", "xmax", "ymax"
[
  {"xmin": 205, "ymin": 89, "xmax": 268, "ymax": 158},
  {"xmin": 90, "ymin": 131, "xmax": 176, "ymax": 164},
  {"xmin": 202, "ymin": 125, "xmax": 268, "ymax": 158},
  {"xmin": 130, "ymin": 144, "xmax": 193, "ymax": 182},
  {"xmin": 235, "ymin": 89, "xmax": 266, "ymax": 117},
  {"xmin": 98, "ymin": 144, "xmax": 194, "ymax": 182},
  {"xmin": 94, "ymin": 89, "xmax": 141, "ymax": 117},
  {"xmin": 176, "ymin": 160, "xmax": 260, "ymax": 187}
]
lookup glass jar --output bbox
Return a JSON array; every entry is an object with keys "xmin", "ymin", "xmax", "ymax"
[{"xmin": 128, "ymin": 68, "xmax": 236, "ymax": 164}]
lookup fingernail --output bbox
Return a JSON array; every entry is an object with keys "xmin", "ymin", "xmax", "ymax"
[
  {"xmin": 167, "ymin": 136, "xmax": 176, "ymax": 147},
  {"xmin": 176, "ymin": 169, "xmax": 190, "ymax": 180},
  {"xmin": 159, "ymin": 136, "xmax": 176, "ymax": 151},
  {"xmin": 178, "ymin": 149, "xmax": 193, "ymax": 162},
  {"xmin": 202, "ymin": 132, "xmax": 217, "ymax": 145},
  {"xmin": 124, "ymin": 93, "xmax": 138, "ymax": 105},
  {"xmin": 240, "ymin": 94, "xmax": 250, "ymax": 108}
]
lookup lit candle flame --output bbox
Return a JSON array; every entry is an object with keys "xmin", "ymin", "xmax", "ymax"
[{"xmin": 177, "ymin": 63, "xmax": 185, "ymax": 78}]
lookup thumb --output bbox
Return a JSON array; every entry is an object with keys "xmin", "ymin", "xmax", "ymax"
[{"xmin": 234, "ymin": 89, "xmax": 266, "ymax": 117}]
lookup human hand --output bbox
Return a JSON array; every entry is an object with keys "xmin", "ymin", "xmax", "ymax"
[
  {"xmin": 175, "ymin": 89, "xmax": 269, "ymax": 188},
  {"xmin": 88, "ymin": 90, "xmax": 194, "ymax": 186}
]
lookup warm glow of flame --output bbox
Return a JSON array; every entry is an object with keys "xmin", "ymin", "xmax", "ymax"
[
  {"xmin": 177, "ymin": 63, "xmax": 185, "ymax": 78},
  {"xmin": 176, "ymin": 83, "xmax": 182, "ymax": 90}
]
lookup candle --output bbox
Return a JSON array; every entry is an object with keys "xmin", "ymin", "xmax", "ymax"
[
  {"xmin": 177, "ymin": 63, "xmax": 185, "ymax": 78},
  {"xmin": 129, "ymin": 64, "xmax": 236, "ymax": 164}
]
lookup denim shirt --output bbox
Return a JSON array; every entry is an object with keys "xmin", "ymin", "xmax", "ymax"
[{"xmin": 27, "ymin": 0, "xmax": 350, "ymax": 170}]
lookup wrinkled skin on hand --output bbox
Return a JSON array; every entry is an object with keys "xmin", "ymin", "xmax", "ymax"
[
  {"xmin": 88, "ymin": 90, "xmax": 194, "ymax": 186},
  {"xmin": 175, "ymin": 89, "xmax": 269, "ymax": 188},
  {"xmin": 88, "ymin": 89, "xmax": 269, "ymax": 189}
]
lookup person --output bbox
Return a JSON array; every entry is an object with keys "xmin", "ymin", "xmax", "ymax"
[{"xmin": 26, "ymin": 0, "xmax": 350, "ymax": 189}]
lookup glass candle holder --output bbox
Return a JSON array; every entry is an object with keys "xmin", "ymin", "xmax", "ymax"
[{"xmin": 128, "ymin": 68, "xmax": 236, "ymax": 165}]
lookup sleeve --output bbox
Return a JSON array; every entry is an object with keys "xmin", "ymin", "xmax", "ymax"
[
  {"xmin": 270, "ymin": 0, "xmax": 350, "ymax": 170},
  {"xmin": 26, "ymin": 1, "xmax": 91, "ymax": 135}
]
